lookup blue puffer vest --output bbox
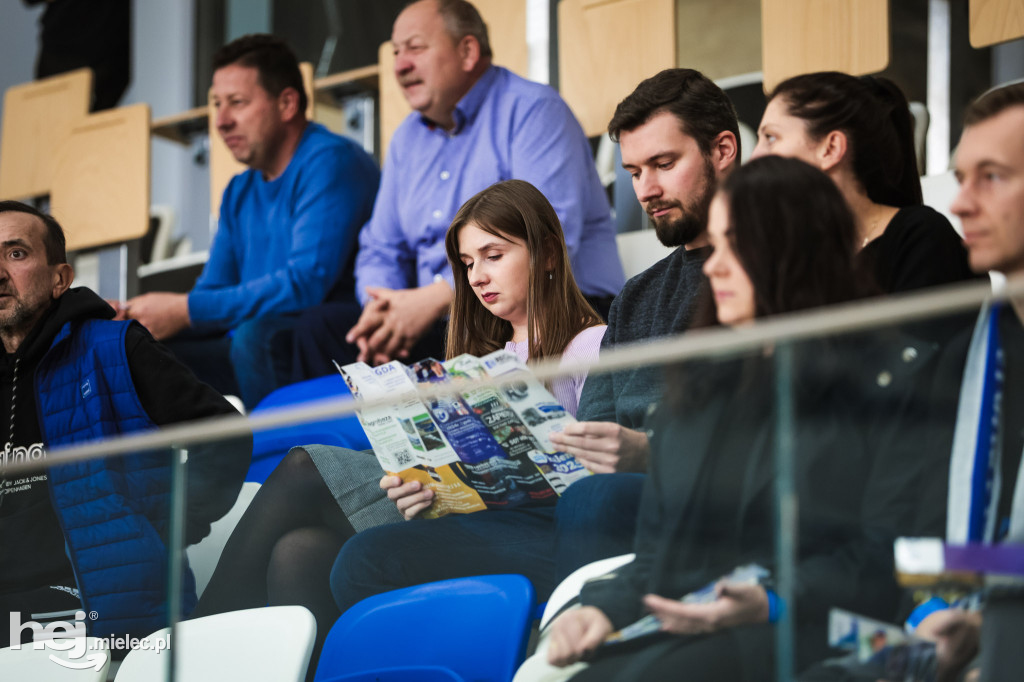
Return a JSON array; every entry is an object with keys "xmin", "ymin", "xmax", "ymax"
[{"xmin": 37, "ymin": 318, "xmax": 197, "ymax": 639}]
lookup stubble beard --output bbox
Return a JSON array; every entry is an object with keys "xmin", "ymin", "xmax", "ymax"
[
  {"xmin": 0, "ymin": 294, "xmax": 48, "ymax": 340},
  {"xmin": 650, "ymin": 156, "xmax": 717, "ymax": 248}
]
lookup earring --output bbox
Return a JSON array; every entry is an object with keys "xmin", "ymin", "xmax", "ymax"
[{"xmin": 548, "ymin": 272, "xmax": 553, "ymax": 280}]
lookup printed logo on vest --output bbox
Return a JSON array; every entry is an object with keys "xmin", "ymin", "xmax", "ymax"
[{"xmin": 80, "ymin": 380, "xmax": 92, "ymax": 399}]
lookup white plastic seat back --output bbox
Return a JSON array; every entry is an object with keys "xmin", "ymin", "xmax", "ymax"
[
  {"xmin": 920, "ymin": 170, "xmax": 962, "ymax": 236},
  {"xmin": 539, "ymin": 553, "xmax": 635, "ymax": 630},
  {"xmin": 113, "ymin": 606, "xmax": 315, "ymax": 682},
  {"xmin": 186, "ymin": 481, "xmax": 260, "ymax": 598},
  {"xmin": 615, "ymin": 231, "xmax": 675, "ymax": 280}
]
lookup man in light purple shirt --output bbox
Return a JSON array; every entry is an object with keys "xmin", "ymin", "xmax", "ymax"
[{"xmin": 291, "ymin": 0, "xmax": 624, "ymax": 379}]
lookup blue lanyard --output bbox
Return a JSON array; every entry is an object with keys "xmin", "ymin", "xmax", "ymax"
[{"xmin": 968, "ymin": 303, "xmax": 1004, "ymax": 542}]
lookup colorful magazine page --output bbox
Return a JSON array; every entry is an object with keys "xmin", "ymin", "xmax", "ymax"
[
  {"xmin": 828, "ymin": 608, "xmax": 921, "ymax": 662},
  {"xmin": 412, "ymin": 358, "xmax": 552, "ymax": 508},
  {"xmin": 338, "ymin": 360, "xmax": 485, "ymax": 518},
  {"xmin": 604, "ymin": 564, "xmax": 770, "ymax": 646},
  {"xmin": 477, "ymin": 350, "xmax": 591, "ymax": 491},
  {"xmin": 445, "ymin": 354, "xmax": 572, "ymax": 497}
]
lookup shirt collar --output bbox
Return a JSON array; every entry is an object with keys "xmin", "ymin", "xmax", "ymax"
[{"xmin": 418, "ymin": 65, "xmax": 498, "ymax": 135}]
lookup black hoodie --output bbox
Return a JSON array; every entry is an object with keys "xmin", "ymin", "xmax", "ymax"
[{"xmin": 0, "ymin": 288, "xmax": 251, "ymax": 594}]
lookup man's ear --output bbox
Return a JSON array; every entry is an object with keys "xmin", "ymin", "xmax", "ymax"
[
  {"xmin": 277, "ymin": 86, "xmax": 302, "ymax": 121},
  {"xmin": 817, "ymin": 130, "xmax": 848, "ymax": 172},
  {"xmin": 710, "ymin": 130, "xmax": 738, "ymax": 173},
  {"xmin": 458, "ymin": 35, "xmax": 482, "ymax": 72},
  {"xmin": 51, "ymin": 263, "xmax": 74, "ymax": 299}
]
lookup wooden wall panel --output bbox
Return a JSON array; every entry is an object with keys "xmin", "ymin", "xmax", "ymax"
[
  {"xmin": 761, "ymin": 0, "xmax": 889, "ymax": 92},
  {"xmin": 969, "ymin": 0, "xmax": 1024, "ymax": 48},
  {"xmin": 51, "ymin": 104, "xmax": 151, "ymax": 251},
  {"xmin": 559, "ymin": 0, "xmax": 676, "ymax": 138},
  {"xmin": 676, "ymin": 0, "xmax": 761, "ymax": 82},
  {"xmin": 378, "ymin": 41, "xmax": 406, "ymax": 160},
  {"xmin": 0, "ymin": 69, "xmax": 92, "ymax": 201}
]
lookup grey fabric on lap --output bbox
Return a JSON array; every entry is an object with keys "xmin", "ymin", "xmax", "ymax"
[{"xmin": 300, "ymin": 444, "xmax": 404, "ymax": 532}]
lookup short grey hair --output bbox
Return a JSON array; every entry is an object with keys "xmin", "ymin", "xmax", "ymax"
[{"xmin": 433, "ymin": 0, "xmax": 493, "ymax": 59}]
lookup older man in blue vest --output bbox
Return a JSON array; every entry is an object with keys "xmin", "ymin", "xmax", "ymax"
[{"xmin": 0, "ymin": 201, "xmax": 250, "ymax": 645}]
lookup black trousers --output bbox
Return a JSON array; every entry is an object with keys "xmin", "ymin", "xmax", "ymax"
[{"xmin": 571, "ymin": 626, "xmax": 768, "ymax": 682}]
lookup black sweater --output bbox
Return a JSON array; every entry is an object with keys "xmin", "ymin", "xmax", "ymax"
[
  {"xmin": 579, "ymin": 332, "xmax": 947, "ymax": 676},
  {"xmin": 577, "ymin": 245, "xmax": 710, "ymax": 430}
]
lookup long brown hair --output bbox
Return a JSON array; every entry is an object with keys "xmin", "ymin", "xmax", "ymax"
[{"xmin": 444, "ymin": 179, "xmax": 603, "ymax": 361}]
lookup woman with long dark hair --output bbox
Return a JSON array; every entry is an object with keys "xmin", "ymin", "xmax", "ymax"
[
  {"xmin": 753, "ymin": 71, "xmax": 975, "ymax": 295},
  {"xmin": 541, "ymin": 156, "xmax": 934, "ymax": 681}
]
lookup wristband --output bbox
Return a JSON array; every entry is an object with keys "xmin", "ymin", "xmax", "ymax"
[
  {"xmin": 765, "ymin": 589, "xmax": 785, "ymax": 623},
  {"xmin": 905, "ymin": 596, "xmax": 949, "ymax": 633}
]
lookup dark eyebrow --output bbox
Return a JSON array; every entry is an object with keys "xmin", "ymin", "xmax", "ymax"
[
  {"xmin": 394, "ymin": 33, "xmax": 426, "ymax": 48},
  {"xmin": 459, "ymin": 241, "xmax": 506, "ymax": 259},
  {"xmin": 957, "ymin": 159, "xmax": 1014, "ymax": 179},
  {"xmin": 977, "ymin": 160, "xmax": 1013, "ymax": 173},
  {"xmin": 1, "ymin": 239, "xmax": 30, "ymax": 250},
  {"xmin": 623, "ymin": 151, "xmax": 678, "ymax": 170}
]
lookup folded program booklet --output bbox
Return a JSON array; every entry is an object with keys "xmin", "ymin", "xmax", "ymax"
[
  {"xmin": 337, "ymin": 350, "xmax": 591, "ymax": 519},
  {"xmin": 603, "ymin": 564, "xmax": 770, "ymax": 646}
]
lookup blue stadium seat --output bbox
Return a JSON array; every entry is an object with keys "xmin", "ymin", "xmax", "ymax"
[
  {"xmin": 247, "ymin": 375, "xmax": 370, "ymax": 482},
  {"xmin": 314, "ymin": 575, "xmax": 536, "ymax": 682},
  {"xmin": 318, "ymin": 668, "xmax": 463, "ymax": 682}
]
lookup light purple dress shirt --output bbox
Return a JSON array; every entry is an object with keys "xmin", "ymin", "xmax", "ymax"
[
  {"xmin": 354, "ymin": 66, "xmax": 625, "ymax": 304},
  {"xmin": 505, "ymin": 325, "xmax": 607, "ymax": 417}
]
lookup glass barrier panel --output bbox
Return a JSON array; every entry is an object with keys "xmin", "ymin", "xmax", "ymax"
[{"xmin": 8, "ymin": 279, "xmax": 1023, "ymax": 682}]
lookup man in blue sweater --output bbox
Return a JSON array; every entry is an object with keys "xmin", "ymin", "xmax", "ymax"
[{"xmin": 120, "ymin": 35, "xmax": 379, "ymax": 408}]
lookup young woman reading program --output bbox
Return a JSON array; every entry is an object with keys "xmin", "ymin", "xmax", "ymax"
[{"xmin": 195, "ymin": 180, "xmax": 605, "ymax": 672}]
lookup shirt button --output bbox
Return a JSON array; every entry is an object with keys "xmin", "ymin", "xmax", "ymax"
[
  {"xmin": 432, "ymin": 210, "xmax": 442, "ymax": 219},
  {"xmin": 440, "ymin": 170, "xmax": 450, "ymax": 180},
  {"xmin": 901, "ymin": 347, "xmax": 918, "ymax": 363},
  {"xmin": 876, "ymin": 371, "xmax": 892, "ymax": 388}
]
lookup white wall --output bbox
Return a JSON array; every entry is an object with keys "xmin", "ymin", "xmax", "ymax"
[{"xmin": 123, "ymin": 1, "xmax": 212, "ymax": 253}]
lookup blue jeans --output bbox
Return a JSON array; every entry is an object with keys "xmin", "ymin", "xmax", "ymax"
[
  {"xmin": 554, "ymin": 473, "xmax": 646, "ymax": 583},
  {"xmin": 165, "ymin": 314, "xmax": 298, "ymax": 408},
  {"xmin": 229, "ymin": 314, "xmax": 299, "ymax": 408},
  {"xmin": 288, "ymin": 301, "xmax": 450, "ymax": 384},
  {"xmin": 330, "ymin": 506, "xmax": 557, "ymax": 614}
]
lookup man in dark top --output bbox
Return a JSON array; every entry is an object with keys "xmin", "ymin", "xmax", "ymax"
[
  {"xmin": 545, "ymin": 69, "xmax": 741, "ymax": 578},
  {"xmin": 0, "ymin": 202, "xmax": 250, "ymax": 646},
  {"xmin": 911, "ymin": 83, "xmax": 1024, "ymax": 680}
]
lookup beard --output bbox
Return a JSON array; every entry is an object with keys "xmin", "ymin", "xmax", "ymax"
[
  {"xmin": 648, "ymin": 155, "xmax": 717, "ymax": 248},
  {"xmin": 0, "ymin": 293, "xmax": 49, "ymax": 337}
]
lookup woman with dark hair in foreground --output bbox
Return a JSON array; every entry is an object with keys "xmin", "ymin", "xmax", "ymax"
[{"xmin": 541, "ymin": 156, "xmax": 941, "ymax": 681}]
